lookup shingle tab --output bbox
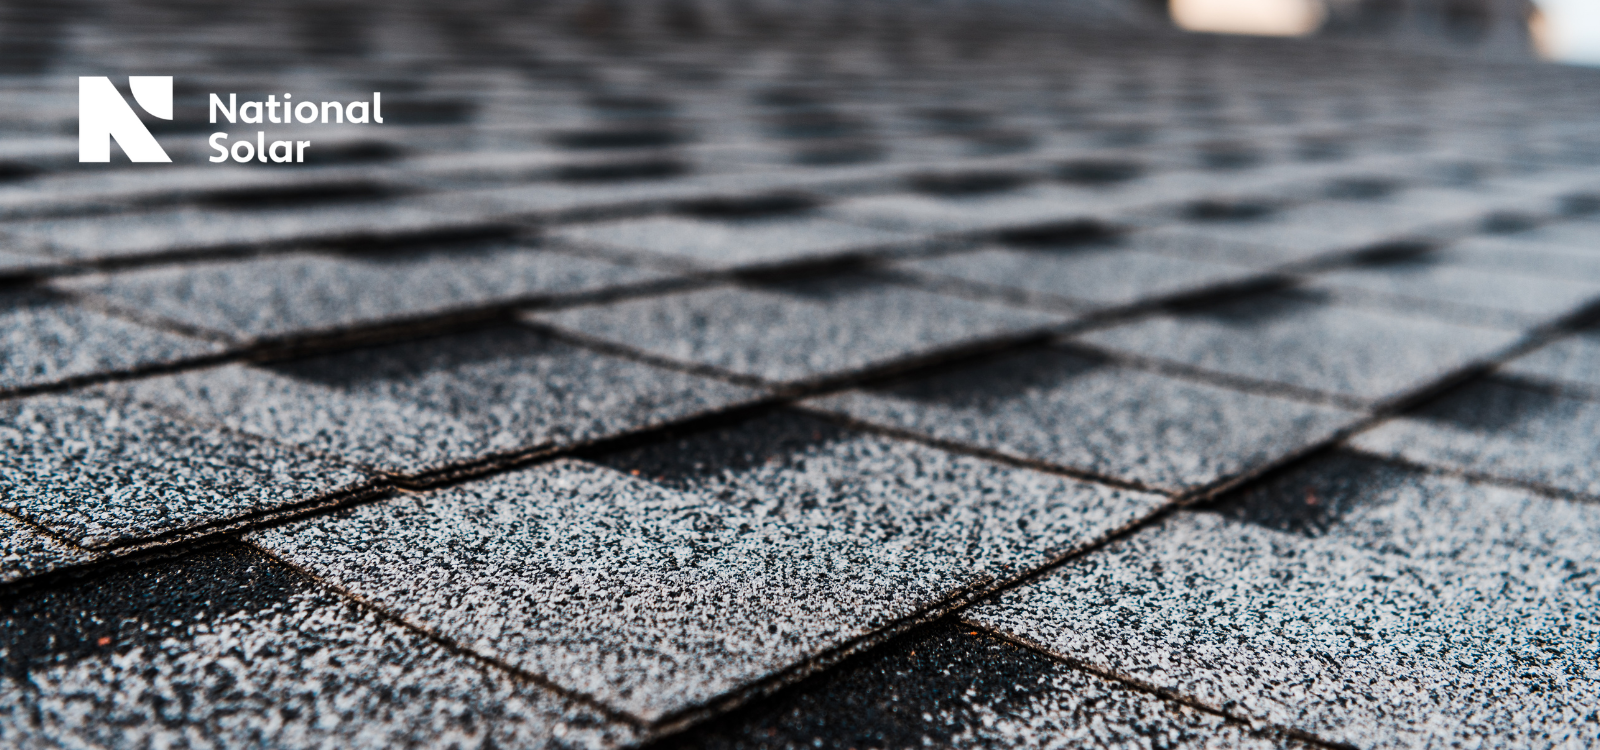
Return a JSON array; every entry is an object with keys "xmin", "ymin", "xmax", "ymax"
[
  {"xmin": 1500, "ymin": 330, "xmax": 1600, "ymax": 392},
  {"xmin": 1303, "ymin": 258, "xmax": 1600, "ymax": 328},
  {"xmin": 826, "ymin": 184, "xmax": 1125, "ymax": 234},
  {"xmin": 7, "ymin": 199, "xmax": 512, "ymax": 261},
  {"xmin": 53, "ymin": 244, "xmax": 674, "ymax": 343},
  {"xmin": 549, "ymin": 213, "xmax": 927, "ymax": 272},
  {"xmin": 0, "ymin": 512, "xmax": 96, "ymax": 584},
  {"xmin": 115, "ymin": 326, "xmax": 764, "ymax": 477},
  {"xmin": 1, "ymin": 289, "xmax": 225, "ymax": 393},
  {"xmin": 1075, "ymin": 289, "xmax": 1524, "ymax": 405},
  {"xmin": 1444, "ymin": 234, "xmax": 1600, "ymax": 283},
  {"xmin": 1140, "ymin": 187, "xmax": 1515, "ymax": 269},
  {"xmin": 670, "ymin": 621, "xmax": 1289, "ymax": 750},
  {"xmin": 807, "ymin": 348, "xmax": 1357, "ymax": 493},
  {"xmin": 965, "ymin": 455, "xmax": 1600, "ymax": 749},
  {"xmin": 250, "ymin": 419, "xmax": 1166, "ymax": 721},
  {"xmin": 0, "ymin": 390, "xmax": 372, "ymax": 550},
  {"xmin": 893, "ymin": 241, "xmax": 1257, "ymax": 311},
  {"xmin": 529, "ymin": 275, "xmax": 1067, "ymax": 386},
  {"xmin": 1350, "ymin": 376, "xmax": 1600, "ymax": 495},
  {"xmin": 0, "ymin": 547, "xmax": 636, "ymax": 749}
]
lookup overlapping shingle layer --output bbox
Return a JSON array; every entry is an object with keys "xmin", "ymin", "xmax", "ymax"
[{"xmin": 2, "ymin": 2, "xmax": 1599, "ymax": 748}]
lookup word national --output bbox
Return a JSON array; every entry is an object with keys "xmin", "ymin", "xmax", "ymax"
[{"xmin": 208, "ymin": 93, "xmax": 384, "ymax": 163}]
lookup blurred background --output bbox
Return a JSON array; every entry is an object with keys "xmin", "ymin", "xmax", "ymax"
[{"xmin": 1160, "ymin": 0, "xmax": 1599, "ymax": 65}]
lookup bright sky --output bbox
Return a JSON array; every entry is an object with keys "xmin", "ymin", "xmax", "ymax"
[
  {"xmin": 1536, "ymin": 0, "xmax": 1600, "ymax": 65},
  {"xmin": 1169, "ymin": 0, "xmax": 1600, "ymax": 66}
]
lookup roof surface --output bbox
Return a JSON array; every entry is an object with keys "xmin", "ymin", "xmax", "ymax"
[{"xmin": 2, "ymin": 2, "xmax": 1600, "ymax": 748}]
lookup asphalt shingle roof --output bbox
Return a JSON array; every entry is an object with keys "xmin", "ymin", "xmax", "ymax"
[{"xmin": 2, "ymin": 1, "xmax": 1599, "ymax": 748}]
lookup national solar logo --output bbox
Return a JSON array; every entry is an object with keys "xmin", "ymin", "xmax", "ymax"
[{"xmin": 78, "ymin": 76, "xmax": 385, "ymax": 164}]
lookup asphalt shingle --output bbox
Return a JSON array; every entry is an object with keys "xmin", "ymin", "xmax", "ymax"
[
  {"xmin": 807, "ymin": 347, "xmax": 1357, "ymax": 493},
  {"xmin": 965, "ymin": 454, "xmax": 1600, "ymax": 749},
  {"xmin": 0, "ymin": 512, "xmax": 95, "ymax": 584},
  {"xmin": 250, "ymin": 414, "xmax": 1166, "ymax": 722},
  {"xmin": 0, "ymin": 289, "xmax": 225, "ymax": 394},
  {"xmin": 529, "ymin": 275, "xmax": 1067, "ymax": 386},
  {"xmin": 667, "ymin": 621, "xmax": 1291, "ymax": 750},
  {"xmin": 0, "ymin": 546, "xmax": 636, "ymax": 750},
  {"xmin": 53, "ymin": 244, "xmax": 674, "ymax": 344},
  {"xmin": 1351, "ymin": 375, "xmax": 1600, "ymax": 496},
  {"xmin": 1444, "ymin": 233, "xmax": 1600, "ymax": 283},
  {"xmin": 1500, "ymin": 329, "xmax": 1600, "ymax": 393},
  {"xmin": 5, "ymin": 198, "xmax": 512, "ymax": 262},
  {"xmin": 1140, "ymin": 187, "xmax": 1516, "ymax": 269},
  {"xmin": 892, "ymin": 238, "xmax": 1258, "ymax": 311},
  {"xmin": 115, "ymin": 326, "xmax": 764, "ymax": 478},
  {"xmin": 1074, "ymin": 289, "xmax": 1524, "ymax": 406},
  {"xmin": 1303, "ymin": 256, "xmax": 1600, "ymax": 328},
  {"xmin": 0, "ymin": 390, "xmax": 372, "ymax": 550},
  {"xmin": 548, "ymin": 213, "xmax": 927, "ymax": 272}
]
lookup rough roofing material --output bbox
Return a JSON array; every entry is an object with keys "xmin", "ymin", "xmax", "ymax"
[
  {"xmin": 807, "ymin": 347, "xmax": 1357, "ymax": 493},
  {"xmin": 892, "ymin": 238, "xmax": 1258, "ymax": 311},
  {"xmin": 0, "ymin": 546, "xmax": 637, "ymax": 750},
  {"xmin": 1350, "ymin": 375, "xmax": 1600, "ymax": 496},
  {"xmin": 250, "ymin": 430, "xmax": 1165, "ymax": 722},
  {"xmin": 0, "ymin": 288, "xmax": 224, "ymax": 394},
  {"xmin": 667, "ymin": 621, "xmax": 1294, "ymax": 750},
  {"xmin": 965, "ymin": 454, "xmax": 1600, "ymax": 749},
  {"xmin": 53, "ymin": 243, "xmax": 675, "ymax": 343},
  {"xmin": 549, "ymin": 213, "xmax": 929, "ymax": 272},
  {"xmin": 1302, "ymin": 256, "xmax": 1600, "ymax": 329},
  {"xmin": 0, "ymin": 511, "xmax": 96, "ymax": 584},
  {"xmin": 1074, "ymin": 289, "xmax": 1525, "ymax": 405},
  {"xmin": 113, "ymin": 326, "xmax": 763, "ymax": 477},
  {"xmin": 531, "ymin": 275, "xmax": 1068, "ymax": 386},
  {"xmin": 1500, "ymin": 329, "xmax": 1600, "ymax": 393},
  {"xmin": 0, "ymin": 390, "xmax": 372, "ymax": 550}
]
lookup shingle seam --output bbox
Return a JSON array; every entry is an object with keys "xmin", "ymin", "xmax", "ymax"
[
  {"xmin": 1488, "ymin": 370, "xmax": 1600, "ymax": 404},
  {"xmin": 791, "ymin": 404, "xmax": 1176, "ymax": 497},
  {"xmin": 955, "ymin": 617, "xmax": 1362, "ymax": 750},
  {"xmin": 643, "ymin": 574, "xmax": 1000, "ymax": 737},
  {"xmin": 1342, "ymin": 442, "xmax": 1600, "ymax": 506},
  {"xmin": 236, "ymin": 536, "xmax": 655, "ymax": 732},
  {"xmin": 1056, "ymin": 340, "xmax": 1375, "ymax": 411}
]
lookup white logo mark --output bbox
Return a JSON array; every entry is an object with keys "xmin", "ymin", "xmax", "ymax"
[{"xmin": 79, "ymin": 76, "xmax": 173, "ymax": 163}]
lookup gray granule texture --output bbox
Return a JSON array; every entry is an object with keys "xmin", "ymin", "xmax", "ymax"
[
  {"xmin": 965, "ymin": 454, "xmax": 1600, "ymax": 750},
  {"xmin": 1505, "ymin": 220, "xmax": 1600, "ymax": 253},
  {"xmin": 250, "ymin": 424, "xmax": 1165, "ymax": 722},
  {"xmin": 1443, "ymin": 234, "xmax": 1600, "ymax": 283},
  {"xmin": 1303, "ymin": 257, "xmax": 1600, "ymax": 328},
  {"xmin": 0, "ymin": 249, "xmax": 56, "ymax": 277},
  {"xmin": 667, "ymin": 621, "xmax": 1290, "ymax": 750},
  {"xmin": 1350, "ymin": 375, "xmax": 1600, "ymax": 495},
  {"xmin": 825, "ymin": 185, "xmax": 1133, "ymax": 233},
  {"xmin": 593, "ymin": 410, "xmax": 1168, "ymax": 581},
  {"xmin": 1500, "ymin": 330, "xmax": 1600, "ymax": 392},
  {"xmin": 805, "ymin": 348, "xmax": 1358, "ymax": 493},
  {"xmin": 114, "ymin": 326, "xmax": 763, "ymax": 477},
  {"xmin": 0, "ymin": 546, "xmax": 636, "ymax": 750},
  {"xmin": 548, "ymin": 214, "xmax": 925, "ymax": 271},
  {"xmin": 52, "ymin": 244, "xmax": 673, "ymax": 343},
  {"xmin": 0, "ymin": 289, "xmax": 225, "ymax": 393},
  {"xmin": 5, "ymin": 199, "xmax": 507, "ymax": 261},
  {"xmin": 0, "ymin": 390, "xmax": 371, "ymax": 549},
  {"xmin": 1140, "ymin": 188, "xmax": 1510, "ymax": 268},
  {"xmin": 1075, "ymin": 289, "xmax": 1524, "ymax": 405},
  {"xmin": 0, "ymin": 512, "xmax": 96, "ymax": 583},
  {"xmin": 529, "ymin": 275, "xmax": 1067, "ymax": 385},
  {"xmin": 893, "ymin": 242, "xmax": 1257, "ymax": 310}
]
